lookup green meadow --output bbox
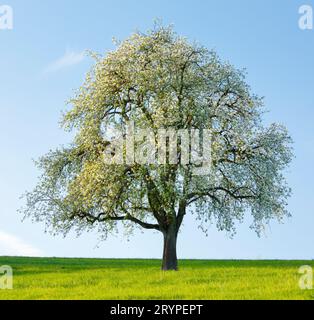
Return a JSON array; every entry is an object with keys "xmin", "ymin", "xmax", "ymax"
[{"xmin": 0, "ymin": 257, "xmax": 313, "ymax": 300}]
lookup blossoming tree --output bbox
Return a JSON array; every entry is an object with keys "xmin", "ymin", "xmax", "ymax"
[{"xmin": 22, "ymin": 25, "xmax": 292, "ymax": 270}]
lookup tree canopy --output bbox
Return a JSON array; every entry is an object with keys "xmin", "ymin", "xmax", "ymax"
[{"xmin": 22, "ymin": 25, "xmax": 293, "ymax": 270}]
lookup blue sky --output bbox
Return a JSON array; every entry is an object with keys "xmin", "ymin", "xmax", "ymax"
[{"xmin": 0, "ymin": 0, "xmax": 313, "ymax": 259}]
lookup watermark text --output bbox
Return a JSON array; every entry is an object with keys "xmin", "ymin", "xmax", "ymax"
[
  {"xmin": 0, "ymin": 5, "xmax": 13, "ymax": 30},
  {"xmin": 299, "ymin": 5, "xmax": 313, "ymax": 30},
  {"xmin": 0, "ymin": 265, "xmax": 13, "ymax": 289},
  {"xmin": 299, "ymin": 265, "xmax": 313, "ymax": 290}
]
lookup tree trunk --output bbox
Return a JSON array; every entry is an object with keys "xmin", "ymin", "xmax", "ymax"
[{"xmin": 161, "ymin": 226, "xmax": 178, "ymax": 271}]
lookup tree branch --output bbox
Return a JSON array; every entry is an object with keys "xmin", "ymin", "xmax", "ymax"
[{"xmin": 73, "ymin": 210, "xmax": 160, "ymax": 231}]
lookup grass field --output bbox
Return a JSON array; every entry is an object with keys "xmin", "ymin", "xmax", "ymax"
[{"xmin": 0, "ymin": 257, "xmax": 313, "ymax": 300}]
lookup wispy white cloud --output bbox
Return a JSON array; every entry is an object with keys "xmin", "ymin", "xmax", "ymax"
[
  {"xmin": 44, "ymin": 48, "xmax": 85, "ymax": 73},
  {"xmin": 0, "ymin": 231, "xmax": 43, "ymax": 257}
]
